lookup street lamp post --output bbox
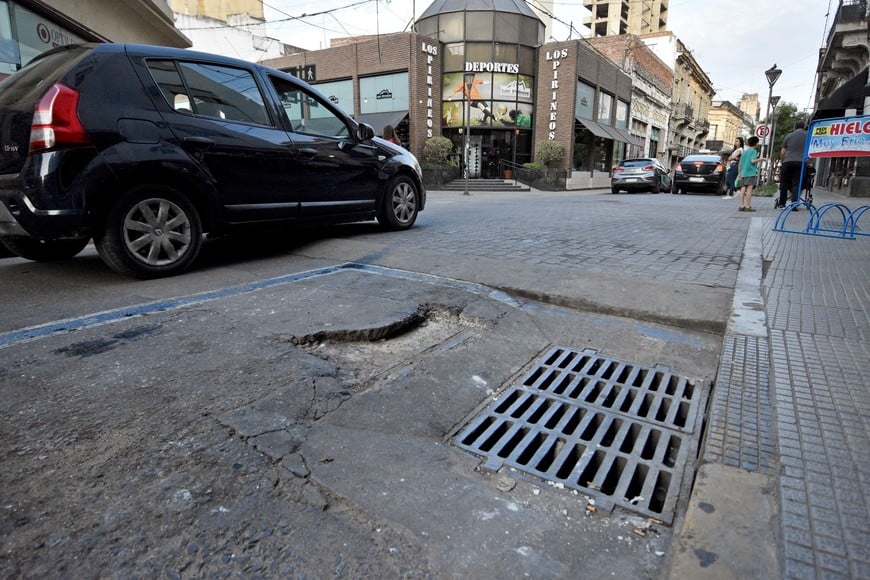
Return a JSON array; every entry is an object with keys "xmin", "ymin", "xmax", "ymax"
[
  {"xmin": 463, "ymin": 72, "xmax": 474, "ymax": 196},
  {"xmin": 762, "ymin": 64, "xmax": 782, "ymax": 180},
  {"xmin": 767, "ymin": 95, "xmax": 781, "ymax": 185}
]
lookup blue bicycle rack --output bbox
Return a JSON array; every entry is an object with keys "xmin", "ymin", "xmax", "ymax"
[{"xmin": 773, "ymin": 201, "xmax": 869, "ymax": 240}]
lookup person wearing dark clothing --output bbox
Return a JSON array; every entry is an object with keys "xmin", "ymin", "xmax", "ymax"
[{"xmin": 777, "ymin": 120, "xmax": 809, "ymax": 208}]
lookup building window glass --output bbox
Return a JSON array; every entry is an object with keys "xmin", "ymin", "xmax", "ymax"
[
  {"xmin": 493, "ymin": 43, "xmax": 517, "ymax": 63},
  {"xmin": 440, "ymin": 12, "xmax": 464, "ymax": 43},
  {"xmin": 518, "ymin": 46, "xmax": 535, "ymax": 76},
  {"xmin": 575, "ymin": 81, "xmax": 595, "ymax": 119},
  {"xmin": 0, "ymin": 1, "xmax": 16, "ymax": 76},
  {"xmin": 494, "ymin": 13, "xmax": 520, "ymax": 43},
  {"xmin": 520, "ymin": 17, "xmax": 541, "ymax": 46},
  {"xmin": 616, "ymin": 99, "xmax": 628, "ymax": 129},
  {"xmin": 465, "ymin": 42, "xmax": 492, "ymax": 64},
  {"xmin": 443, "ymin": 43, "xmax": 464, "ymax": 71},
  {"xmin": 360, "ymin": 72, "xmax": 409, "ymax": 113},
  {"xmin": 466, "ymin": 12, "xmax": 493, "ymax": 41},
  {"xmin": 6, "ymin": 4, "xmax": 83, "ymax": 75},
  {"xmin": 311, "ymin": 79, "xmax": 353, "ymax": 113},
  {"xmin": 417, "ymin": 18, "xmax": 437, "ymax": 38},
  {"xmin": 598, "ymin": 92, "xmax": 613, "ymax": 125}
]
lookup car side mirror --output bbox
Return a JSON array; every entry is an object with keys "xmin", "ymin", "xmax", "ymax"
[{"xmin": 356, "ymin": 122, "xmax": 375, "ymax": 142}]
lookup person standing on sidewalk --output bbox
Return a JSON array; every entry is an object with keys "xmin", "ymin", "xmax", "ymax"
[
  {"xmin": 777, "ymin": 120, "xmax": 808, "ymax": 208},
  {"xmin": 723, "ymin": 136, "xmax": 744, "ymax": 199},
  {"xmin": 737, "ymin": 136, "xmax": 765, "ymax": 211}
]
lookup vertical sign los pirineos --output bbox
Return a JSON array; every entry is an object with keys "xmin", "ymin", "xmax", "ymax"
[
  {"xmin": 422, "ymin": 42, "xmax": 438, "ymax": 138},
  {"xmin": 545, "ymin": 48, "xmax": 568, "ymax": 140}
]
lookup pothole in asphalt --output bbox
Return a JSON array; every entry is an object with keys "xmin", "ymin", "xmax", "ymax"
[
  {"xmin": 296, "ymin": 305, "xmax": 479, "ymax": 378},
  {"xmin": 453, "ymin": 346, "xmax": 708, "ymax": 524}
]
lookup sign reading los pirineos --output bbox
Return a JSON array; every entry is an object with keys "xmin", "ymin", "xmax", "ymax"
[
  {"xmin": 422, "ymin": 42, "xmax": 437, "ymax": 138},
  {"xmin": 545, "ymin": 48, "xmax": 569, "ymax": 140}
]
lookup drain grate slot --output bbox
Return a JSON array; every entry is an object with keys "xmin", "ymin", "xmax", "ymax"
[{"xmin": 454, "ymin": 348, "xmax": 705, "ymax": 523}]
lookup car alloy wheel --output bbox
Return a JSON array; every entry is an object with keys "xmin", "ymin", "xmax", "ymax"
[
  {"xmin": 378, "ymin": 175, "xmax": 419, "ymax": 229},
  {"xmin": 96, "ymin": 186, "xmax": 202, "ymax": 278}
]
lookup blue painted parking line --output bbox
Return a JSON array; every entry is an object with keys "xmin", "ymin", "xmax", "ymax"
[{"xmin": 0, "ymin": 263, "xmax": 521, "ymax": 350}]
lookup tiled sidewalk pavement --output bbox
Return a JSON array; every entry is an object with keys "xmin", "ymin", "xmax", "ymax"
[
  {"xmin": 762, "ymin": 219, "xmax": 869, "ymax": 579},
  {"xmin": 705, "ymin": 196, "xmax": 868, "ymax": 579}
]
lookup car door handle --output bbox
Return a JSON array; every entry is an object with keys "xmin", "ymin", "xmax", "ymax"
[
  {"xmin": 183, "ymin": 136, "xmax": 215, "ymax": 149},
  {"xmin": 298, "ymin": 148, "xmax": 318, "ymax": 159}
]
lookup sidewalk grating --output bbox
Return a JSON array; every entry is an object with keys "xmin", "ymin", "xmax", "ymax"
[{"xmin": 453, "ymin": 347, "xmax": 706, "ymax": 523}]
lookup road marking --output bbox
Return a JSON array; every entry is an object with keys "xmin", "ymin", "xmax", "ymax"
[{"xmin": 0, "ymin": 263, "xmax": 521, "ymax": 350}]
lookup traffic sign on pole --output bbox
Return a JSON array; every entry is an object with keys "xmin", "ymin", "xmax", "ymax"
[{"xmin": 755, "ymin": 125, "xmax": 770, "ymax": 138}]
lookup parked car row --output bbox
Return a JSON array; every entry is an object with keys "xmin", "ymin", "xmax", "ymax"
[
  {"xmin": 0, "ymin": 43, "xmax": 425, "ymax": 278},
  {"xmin": 610, "ymin": 154, "xmax": 728, "ymax": 195}
]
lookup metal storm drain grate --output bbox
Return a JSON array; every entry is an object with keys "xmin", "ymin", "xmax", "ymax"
[{"xmin": 453, "ymin": 347, "xmax": 706, "ymax": 523}]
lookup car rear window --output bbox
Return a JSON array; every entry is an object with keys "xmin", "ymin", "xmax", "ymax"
[
  {"xmin": 621, "ymin": 160, "xmax": 653, "ymax": 168},
  {"xmin": 0, "ymin": 45, "xmax": 91, "ymax": 105}
]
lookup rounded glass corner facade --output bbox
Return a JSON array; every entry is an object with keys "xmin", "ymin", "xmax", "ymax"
[{"xmin": 417, "ymin": 7, "xmax": 544, "ymax": 177}]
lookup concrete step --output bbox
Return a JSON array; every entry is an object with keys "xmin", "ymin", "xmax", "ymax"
[{"xmin": 436, "ymin": 179, "xmax": 530, "ymax": 192}]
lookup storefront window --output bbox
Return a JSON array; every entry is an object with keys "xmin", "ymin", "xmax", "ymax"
[
  {"xmin": 312, "ymin": 79, "xmax": 353, "ymax": 114},
  {"xmin": 13, "ymin": 4, "xmax": 83, "ymax": 69},
  {"xmin": 575, "ymin": 81, "xmax": 595, "ymax": 120},
  {"xmin": 616, "ymin": 99, "xmax": 628, "ymax": 129},
  {"xmin": 0, "ymin": 1, "xmax": 16, "ymax": 76},
  {"xmin": 598, "ymin": 92, "xmax": 613, "ymax": 125},
  {"xmin": 360, "ymin": 72, "xmax": 409, "ymax": 113}
]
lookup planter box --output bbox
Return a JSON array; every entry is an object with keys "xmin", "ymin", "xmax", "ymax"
[{"xmin": 422, "ymin": 165, "xmax": 459, "ymax": 187}]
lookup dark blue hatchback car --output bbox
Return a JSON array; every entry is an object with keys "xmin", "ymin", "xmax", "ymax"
[{"xmin": 0, "ymin": 43, "xmax": 425, "ymax": 277}]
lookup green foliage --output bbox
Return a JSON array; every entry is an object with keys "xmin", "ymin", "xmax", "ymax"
[
  {"xmin": 421, "ymin": 136, "xmax": 453, "ymax": 166},
  {"xmin": 766, "ymin": 102, "xmax": 810, "ymax": 161},
  {"xmin": 537, "ymin": 141, "xmax": 565, "ymax": 167}
]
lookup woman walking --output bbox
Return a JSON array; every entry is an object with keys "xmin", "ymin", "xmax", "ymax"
[{"xmin": 723, "ymin": 136, "xmax": 744, "ymax": 199}]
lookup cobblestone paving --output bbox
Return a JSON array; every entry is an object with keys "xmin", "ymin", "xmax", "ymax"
[
  {"xmin": 762, "ymin": 219, "xmax": 870, "ymax": 580},
  {"xmin": 397, "ymin": 193, "xmax": 747, "ymax": 287}
]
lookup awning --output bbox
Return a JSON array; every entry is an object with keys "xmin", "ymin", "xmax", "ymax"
[
  {"xmin": 611, "ymin": 127, "xmax": 643, "ymax": 148},
  {"xmin": 576, "ymin": 117, "xmax": 642, "ymax": 146},
  {"xmin": 575, "ymin": 117, "xmax": 612, "ymax": 139},
  {"xmin": 353, "ymin": 111, "xmax": 409, "ymax": 134}
]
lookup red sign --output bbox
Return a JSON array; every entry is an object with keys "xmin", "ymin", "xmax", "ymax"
[{"xmin": 755, "ymin": 125, "xmax": 770, "ymax": 138}]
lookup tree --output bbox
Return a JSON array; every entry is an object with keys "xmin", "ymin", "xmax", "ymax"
[
  {"xmin": 766, "ymin": 102, "xmax": 809, "ymax": 162},
  {"xmin": 537, "ymin": 141, "xmax": 565, "ymax": 167}
]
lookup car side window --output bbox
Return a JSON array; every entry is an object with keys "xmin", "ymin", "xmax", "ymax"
[
  {"xmin": 146, "ymin": 60, "xmax": 271, "ymax": 126},
  {"xmin": 269, "ymin": 75, "xmax": 349, "ymax": 139}
]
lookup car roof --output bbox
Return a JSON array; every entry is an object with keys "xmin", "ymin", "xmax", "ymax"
[{"xmin": 620, "ymin": 158, "xmax": 658, "ymax": 164}]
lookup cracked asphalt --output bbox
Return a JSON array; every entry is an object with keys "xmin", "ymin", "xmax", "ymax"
[{"xmin": 1, "ymin": 189, "xmax": 751, "ymax": 578}]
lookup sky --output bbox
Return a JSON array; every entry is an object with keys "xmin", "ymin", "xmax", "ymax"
[{"xmin": 263, "ymin": 0, "xmax": 835, "ymax": 116}]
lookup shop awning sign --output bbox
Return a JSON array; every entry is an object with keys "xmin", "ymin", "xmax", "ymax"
[{"xmin": 805, "ymin": 114, "xmax": 870, "ymax": 158}]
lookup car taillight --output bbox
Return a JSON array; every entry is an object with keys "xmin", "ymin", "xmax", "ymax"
[
  {"xmin": 612, "ymin": 166, "xmax": 623, "ymax": 173},
  {"xmin": 642, "ymin": 165, "xmax": 654, "ymax": 171},
  {"xmin": 715, "ymin": 163, "xmax": 724, "ymax": 173},
  {"xmin": 29, "ymin": 82, "xmax": 91, "ymax": 153}
]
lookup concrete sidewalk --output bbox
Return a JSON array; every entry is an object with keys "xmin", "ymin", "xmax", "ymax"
[{"xmin": 670, "ymin": 188, "xmax": 869, "ymax": 579}]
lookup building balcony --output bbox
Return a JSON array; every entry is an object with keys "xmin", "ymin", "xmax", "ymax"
[{"xmin": 672, "ymin": 103, "xmax": 694, "ymax": 121}]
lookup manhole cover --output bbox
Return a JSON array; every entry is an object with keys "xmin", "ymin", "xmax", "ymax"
[{"xmin": 453, "ymin": 347, "xmax": 706, "ymax": 523}]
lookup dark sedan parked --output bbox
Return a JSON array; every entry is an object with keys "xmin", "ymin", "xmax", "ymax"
[
  {"xmin": 0, "ymin": 43, "xmax": 425, "ymax": 278},
  {"xmin": 672, "ymin": 154, "xmax": 727, "ymax": 195},
  {"xmin": 611, "ymin": 158, "xmax": 671, "ymax": 194}
]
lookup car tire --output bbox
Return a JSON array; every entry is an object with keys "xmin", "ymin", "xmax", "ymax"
[
  {"xmin": 611, "ymin": 187, "xmax": 619, "ymax": 194},
  {"xmin": 377, "ymin": 175, "xmax": 419, "ymax": 230},
  {"xmin": 651, "ymin": 181, "xmax": 661, "ymax": 194},
  {"xmin": 95, "ymin": 185, "xmax": 202, "ymax": 278},
  {"xmin": 1, "ymin": 237, "xmax": 89, "ymax": 261}
]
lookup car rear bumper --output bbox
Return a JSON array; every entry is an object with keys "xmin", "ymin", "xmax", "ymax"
[{"xmin": 0, "ymin": 170, "xmax": 90, "ymax": 240}]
